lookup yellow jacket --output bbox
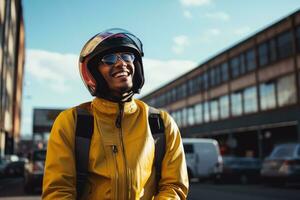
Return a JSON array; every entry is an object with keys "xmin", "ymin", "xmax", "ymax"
[{"xmin": 42, "ymin": 97, "xmax": 189, "ymax": 200}]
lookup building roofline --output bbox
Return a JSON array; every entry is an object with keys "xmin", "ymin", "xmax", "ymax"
[{"xmin": 141, "ymin": 8, "xmax": 300, "ymax": 100}]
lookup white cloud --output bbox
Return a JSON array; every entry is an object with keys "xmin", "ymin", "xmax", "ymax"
[
  {"xmin": 25, "ymin": 49, "xmax": 196, "ymax": 99},
  {"xmin": 180, "ymin": 0, "xmax": 212, "ymax": 7},
  {"xmin": 172, "ymin": 35, "xmax": 190, "ymax": 54},
  {"xmin": 26, "ymin": 49, "xmax": 79, "ymax": 93},
  {"xmin": 205, "ymin": 12, "xmax": 230, "ymax": 21},
  {"xmin": 183, "ymin": 10, "xmax": 193, "ymax": 19},
  {"xmin": 198, "ymin": 28, "xmax": 221, "ymax": 43},
  {"xmin": 139, "ymin": 58, "xmax": 196, "ymax": 97},
  {"xmin": 233, "ymin": 26, "xmax": 251, "ymax": 36}
]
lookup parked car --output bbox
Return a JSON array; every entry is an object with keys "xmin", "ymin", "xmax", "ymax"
[
  {"xmin": 261, "ymin": 143, "xmax": 300, "ymax": 185},
  {"xmin": 4, "ymin": 159, "xmax": 25, "ymax": 177},
  {"xmin": 0, "ymin": 158, "xmax": 9, "ymax": 178},
  {"xmin": 219, "ymin": 156, "xmax": 262, "ymax": 184},
  {"xmin": 183, "ymin": 138, "xmax": 223, "ymax": 181},
  {"xmin": 0, "ymin": 155, "xmax": 25, "ymax": 178},
  {"xmin": 24, "ymin": 149, "xmax": 47, "ymax": 193}
]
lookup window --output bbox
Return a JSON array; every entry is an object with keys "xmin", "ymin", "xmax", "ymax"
[
  {"xmin": 187, "ymin": 107, "xmax": 195, "ymax": 126},
  {"xmin": 230, "ymin": 56, "xmax": 240, "ymax": 78},
  {"xmin": 258, "ymin": 42, "xmax": 268, "ymax": 67},
  {"xmin": 182, "ymin": 83, "xmax": 187, "ymax": 98},
  {"xmin": 188, "ymin": 79, "xmax": 194, "ymax": 95},
  {"xmin": 203, "ymin": 73, "xmax": 209, "ymax": 89},
  {"xmin": 297, "ymin": 26, "xmax": 300, "ymax": 52},
  {"xmin": 245, "ymin": 48, "xmax": 256, "ymax": 71},
  {"xmin": 171, "ymin": 88, "xmax": 176, "ymax": 101},
  {"xmin": 182, "ymin": 108, "xmax": 188, "ymax": 127},
  {"xmin": 277, "ymin": 74, "xmax": 297, "ymax": 107},
  {"xmin": 221, "ymin": 62, "xmax": 229, "ymax": 82},
  {"xmin": 260, "ymin": 81, "xmax": 276, "ymax": 110},
  {"xmin": 239, "ymin": 54, "xmax": 246, "ymax": 75},
  {"xmin": 243, "ymin": 86, "xmax": 258, "ymax": 113},
  {"xmin": 269, "ymin": 39, "xmax": 277, "ymax": 62},
  {"xmin": 231, "ymin": 91, "xmax": 242, "ymax": 116},
  {"xmin": 210, "ymin": 68, "xmax": 216, "ymax": 87},
  {"xmin": 219, "ymin": 95, "xmax": 229, "ymax": 119},
  {"xmin": 215, "ymin": 65, "xmax": 221, "ymax": 85},
  {"xmin": 176, "ymin": 110, "xmax": 182, "ymax": 127},
  {"xmin": 183, "ymin": 144, "xmax": 194, "ymax": 153},
  {"xmin": 210, "ymin": 99, "xmax": 219, "ymax": 121},
  {"xmin": 277, "ymin": 31, "xmax": 293, "ymax": 59},
  {"xmin": 204, "ymin": 102, "xmax": 210, "ymax": 122},
  {"xmin": 194, "ymin": 103, "xmax": 203, "ymax": 124},
  {"xmin": 166, "ymin": 91, "xmax": 172, "ymax": 104}
]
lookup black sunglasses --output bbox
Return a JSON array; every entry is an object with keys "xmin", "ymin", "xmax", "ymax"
[{"xmin": 101, "ymin": 53, "xmax": 135, "ymax": 65}]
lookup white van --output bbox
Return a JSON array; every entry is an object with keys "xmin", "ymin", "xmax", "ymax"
[{"xmin": 183, "ymin": 138, "xmax": 223, "ymax": 181}]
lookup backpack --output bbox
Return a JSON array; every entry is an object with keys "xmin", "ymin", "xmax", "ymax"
[{"xmin": 74, "ymin": 106, "xmax": 165, "ymax": 200}]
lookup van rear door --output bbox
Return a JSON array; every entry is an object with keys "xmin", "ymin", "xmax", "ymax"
[{"xmin": 194, "ymin": 142, "xmax": 219, "ymax": 177}]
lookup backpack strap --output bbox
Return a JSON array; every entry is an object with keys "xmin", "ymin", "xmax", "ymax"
[
  {"xmin": 74, "ymin": 105, "xmax": 165, "ymax": 198},
  {"xmin": 75, "ymin": 107, "xmax": 94, "ymax": 200},
  {"xmin": 148, "ymin": 106, "xmax": 166, "ymax": 191}
]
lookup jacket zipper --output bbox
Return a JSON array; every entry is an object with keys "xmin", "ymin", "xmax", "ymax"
[
  {"xmin": 115, "ymin": 103, "xmax": 130, "ymax": 200},
  {"xmin": 112, "ymin": 145, "xmax": 119, "ymax": 200}
]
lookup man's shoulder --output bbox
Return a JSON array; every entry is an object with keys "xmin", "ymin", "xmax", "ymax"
[{"xmin": 57, "ymin": 102, "xmax": 92, "ymax": 120}]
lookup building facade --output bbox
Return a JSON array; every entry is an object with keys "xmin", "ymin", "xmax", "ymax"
[
  {"xmin": 0, "ymin": 0, "xmax": 25, "ymax": 157},
  {"xmin": 142, "ymin": 10, "xmax": 300, "ymax": 159}
]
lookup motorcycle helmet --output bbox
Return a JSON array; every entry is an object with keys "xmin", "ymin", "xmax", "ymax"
[{"xmin": 79, "ymin": 28, "xmax": 144, "ymax": 98}]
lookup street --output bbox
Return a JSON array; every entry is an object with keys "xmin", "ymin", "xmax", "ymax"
[{"xmin": 0, "ymin": 177, "xmax": 300, "ymax": 200}]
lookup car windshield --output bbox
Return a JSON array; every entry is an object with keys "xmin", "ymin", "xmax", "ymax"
[
  {"xmin": 33, "ymin": 150, "xmax": 46, "ymax": 161},
  {"xmin": 271, "ymin": 144, "xmax": 296, "ymax": 158}
]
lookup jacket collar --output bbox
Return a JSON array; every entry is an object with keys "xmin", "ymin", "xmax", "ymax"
[{"xmin": 91, "ymin": 97, "xmax": 138, "ymax": 115}]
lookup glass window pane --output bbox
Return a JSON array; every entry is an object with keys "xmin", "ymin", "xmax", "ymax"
[
  {"xmin": 215, "ymin": 66, "xmax": 221, "ymax": 85},
  {"xmin": 258, "ymin": 42, "xmax": 268, "ymax": 67},
  {"xmin": 230, "ymin": 57, "xmax": 240, "ymax": 78},
  {"xmin": 260, "ymin": 82, "xmax": 276, "ymax": 110},
  {"xmin": 221, "ymin": 62, "xmax": 229, "ymax": 82},
  {"xmin": 210, "ymin": 68, "xmax": 215, "ymax": 87},
  {"xmin": 277, "ymin": 74, "xmax": 297, "ymax": 107},
  {"xmin": 297, "ymin": 26, "xmax": 300, "ymax": 52},
  {"xmin": 243, "ymin": 86, "xmax": 258, "ymax": 113},
  {"xmin": 194, "ymin": 103, "xmax": 203, "ymax": 124},
  {"xmin": 182, "ymin": 108, "xmax": 188, "ymax": 127},
  {"xmin": 240, "ymin": 54, "xmax": 246, "ymax": 75},
  {"xmin": 187, "ymin": 107, "xmax": 195, "ymax": 126},
  {"xmin": 246, "ymin": 48, "xmax": 256, "ymax": 71},
  {"xmin": 269, "ymin": 39, "xmax": 277, "ymax": 62},
  {"xmin": 231, "ymin": 92, "xmax": 242, "ymax": 116},
  {"xmin": 176, "ymin": 110, "xmax": 182, "ymax": 127},
  {"xmin": 277, "ymin": 31, "xmax": 293, "ymax": 59},
  {"xmin": 210, "ymin": 100, "xmax": 219, "ymax": 121},
  {"xmin": 204, "ymin": 102, "xmax": 210, "ymax": 122},
  {"xmin": 219, "ymin": 95, "xmax": 229, "ymax": 119},
  {"xmin": 203, "ymin": 73, "xmax": 209, "ymax": 89}
]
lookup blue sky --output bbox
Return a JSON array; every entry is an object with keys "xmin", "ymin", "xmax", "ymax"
[{"xmin": 21, "ymin": 0, "xmax": 300, "ymax": 137}]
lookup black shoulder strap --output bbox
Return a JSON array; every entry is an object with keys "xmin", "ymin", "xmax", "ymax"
[
  {"xmin": 148, "ymin": 106, "xmax": 166, "ymax": 190},
  {"xmin": 75, "ymin": 107, "xmax": 94, "ymax": 200}
]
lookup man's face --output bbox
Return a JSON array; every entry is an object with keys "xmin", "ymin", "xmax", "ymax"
[{"xmin": 98, "ymin": 52, "xmax": 135, "ymax": 96}]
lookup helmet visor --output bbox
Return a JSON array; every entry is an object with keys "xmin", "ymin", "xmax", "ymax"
[{"xmin": 80, "ymin": 28, "xmax": 143, "ymax": 59}]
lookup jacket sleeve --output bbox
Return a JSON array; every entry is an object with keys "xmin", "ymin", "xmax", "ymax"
[
  {"xmin": 154, "ymin": 111, "xmax": 189, "ymax": 200},
  {"xmin": 42, "ymin": 109, "xmax": 77, "ymax": 200}
]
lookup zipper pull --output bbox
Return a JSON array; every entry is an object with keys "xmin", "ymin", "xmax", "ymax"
[{"xmin": 112, "ymin": 145, "xmax": 118, "ymax": 153}]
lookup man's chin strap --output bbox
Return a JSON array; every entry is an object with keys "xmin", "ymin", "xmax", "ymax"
[{"xmin": 97, "ymin": 90, "xmax": 134, "ymax": 103}]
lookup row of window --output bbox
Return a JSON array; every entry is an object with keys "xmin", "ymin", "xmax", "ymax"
[
  {"xmin": 148, "ymin": 26, "xmax": 300, "ymax": 108},
  {"xmin": 170, "ymin": 74, "xmax": 297, "ymax": 128}
]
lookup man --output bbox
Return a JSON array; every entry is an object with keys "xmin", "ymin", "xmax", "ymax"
[{"xmin": 42, "ymin": 28, "xmax": 189, "ymax": 200}]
